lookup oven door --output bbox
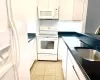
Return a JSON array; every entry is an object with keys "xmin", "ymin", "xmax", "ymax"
[{"xmin": 37, "ymin": 37, "xmax": 58, "ymax": 54}]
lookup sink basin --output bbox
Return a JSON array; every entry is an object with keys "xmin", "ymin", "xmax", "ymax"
[
  {"xmin": 75, "ymin": 48, "xmax": 100, "ymax": 61},
  {"xmin": 75, "ymin": 47, "xmax": 100, "ymax": 80}
]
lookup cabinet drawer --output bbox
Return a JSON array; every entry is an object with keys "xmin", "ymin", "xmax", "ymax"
[{"xmin": 38, "ymin": 54, "xmax": 57, "ymax": 61}]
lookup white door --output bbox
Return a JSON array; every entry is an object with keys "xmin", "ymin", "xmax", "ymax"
[
  {"xmin": 37, "ymin": 37, "xmax": 58, "ymax": 54},
  {"xmin": 0, "ymin": 0, "xmax": 15, "ymax": 80}
]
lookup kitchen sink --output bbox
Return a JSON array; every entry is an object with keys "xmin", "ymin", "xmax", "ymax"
[
  {"xmin": 75, "ymin": 47, "xmax": 100, "ymax": 80},
  {"xmin": 75, "ymin": 47, "xmax": 100, "ymax": 61}
]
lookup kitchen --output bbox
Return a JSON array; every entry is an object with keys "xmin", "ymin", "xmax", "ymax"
[{"xmin": 0, "ymin": 0, "xmax": 100, "ymax": 80}]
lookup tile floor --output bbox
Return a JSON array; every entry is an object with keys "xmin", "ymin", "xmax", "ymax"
[{"xmin": 30, "ymin": 61, "xmax": 64, "ymax": 80}]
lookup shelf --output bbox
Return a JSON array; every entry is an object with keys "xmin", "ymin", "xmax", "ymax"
[
  {"xmin": 0, "ymin": 58, "xmax": 13, "ymax": 79},
  {"xmin": 0, "ymin": 44, "xmax": 11, "ymax": 52}
]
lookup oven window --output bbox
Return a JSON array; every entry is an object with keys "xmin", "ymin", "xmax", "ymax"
[{"xmin": 41, "ymin": 41, "xmax": 54, "ymax": 49}]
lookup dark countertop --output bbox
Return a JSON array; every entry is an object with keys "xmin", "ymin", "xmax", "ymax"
[
  {"xmin": 86, "ymin": 33, "xmax": 100, "ymax": 40},
  {"xmin": 27, "ymin": 33, "xmax": 36, "ymax": 42},
  {"xmin": 59, "ymin": 32, "xmax": 100, "ymax": 80},
  {"xmin": 59, "ymin": 32, "xmax": 100, "ymax": 50}
]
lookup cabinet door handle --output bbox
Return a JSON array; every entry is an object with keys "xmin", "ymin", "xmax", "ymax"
[{"xmin": 72, "ymin": 66, "xmax": 80, "ymax": 80}]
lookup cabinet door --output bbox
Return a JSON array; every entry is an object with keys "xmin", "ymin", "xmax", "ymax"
[
  {"xmin": 59, "ymin": 0, "xmax": 74, "ymax": 20},
  {"xmin": 38, "ymin": 0, "xmax": 49, "ymax": 9},
  {"xmin": 38, "ymin": 0, "xmax": 59, "ymax": 9},
  {"xmin": 58, "ymin": 38, "xmax": 68, "ymax": 78},
  {"xmin": 73, "ymin": 0, "xmax": 85, "ymax": 20},
  {"xmin": 1, "ymin": 67, "xmax": 15, "ymax": 80},
  {"xmin": 28, "ymin": 38, "xmax": 37, "ymax": 68},
  {"xmin": 67, "ymin": 54, "xmax": 79, "ymax": 80},
  {"xmin": 58, "ymin": 38, "xmax": 66, "ymax": 60},
  {"xmin": 49, "ymin": 0, "xmax": 59, "ymax": 8},
  {"xmin": 68, "ymin": 49, "xmax": 86, "ymax": 80}
]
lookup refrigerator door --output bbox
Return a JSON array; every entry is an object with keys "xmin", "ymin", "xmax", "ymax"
[
  {"xmin": 7, "ymin": 0, "xmax": 31, "ymax": 80},
  {"xmin": 0, "ymin": 0, "xmax": 15, "ymax": 80}
]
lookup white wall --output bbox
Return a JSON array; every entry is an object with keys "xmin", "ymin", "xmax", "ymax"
[
  {"xmin": 26, "ymin": 0, "xmax": 38, "ymax": 33},
  {"xmin": 39, "ymin": 20, "xmax": 83, "ymax": 33}
]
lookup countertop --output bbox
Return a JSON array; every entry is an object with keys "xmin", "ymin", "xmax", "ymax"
[
  {"xmin": 59, "ymin": 32, "xmax": 100, "ymax": 80},
  {"xmin": 86, "ymin": 33, "xmax": 100, "ymax": 40},
  {"xmin": 27, "ymin": 33, "xmax": 36, "ymax": 42}
]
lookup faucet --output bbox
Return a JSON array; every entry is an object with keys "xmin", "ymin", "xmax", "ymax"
[{"xmin": 95, "ymin": 26, "xmax": 100, "ymax": 34}]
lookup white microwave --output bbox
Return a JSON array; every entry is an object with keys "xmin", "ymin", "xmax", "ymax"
[{"xmin": 38, "ymin": 8, "xmax": 59, "ymax": 19}]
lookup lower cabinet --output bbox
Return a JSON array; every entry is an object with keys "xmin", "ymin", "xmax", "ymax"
[
  {"xmin": 68, "ymin": 49, "xmax": 86, "ymax": 80},
  {"xmin": 28, "ymin": 38, "xmax": 37, "ymax": 68},
  {"xmin": 61, "ymin": 38, "xmax": 79, "ymax": 80},
  {"xmin": 59, "ymin": 38, "xmax": 68, "ymax": 78},
  {"xmin": 61, "ymin": 38, "xmax": 86, "ymax": 80},
  {"xmin": 67, "ymin": 54, "xmax": 79, "ymax": 80}
]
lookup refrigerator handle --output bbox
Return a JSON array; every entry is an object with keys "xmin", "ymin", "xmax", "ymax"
[{"xmin": 6, "ymin": 0, "xmax": 20, "ymax": 80}]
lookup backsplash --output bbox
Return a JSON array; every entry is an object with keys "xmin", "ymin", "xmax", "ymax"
[
  {"xmin": 27, "ymin": 20, "xmax": 83, "ymax": 33},
  {"xmin": 37, "ymin": 20, "xmax": 83, "ymax": 33}
]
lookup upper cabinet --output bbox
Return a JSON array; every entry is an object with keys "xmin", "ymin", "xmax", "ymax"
[
  {"xmin": 59, "ymin": 0, "xmax": 85, "ymax": 21},
  {"xmin": 59, "ymin": 0, "xmax": 74, "ymax": 20},
  {"xmin": 37, "ymin": 0, "xmax": 86, "ymax": 20},
  {"xmin": 73, "ymin": 0, "xmax": 85, "ymax": 20},
  {"xmin": 38, "ymin": 0, "xmax": 49, "ymax": 9},
  {"xmin": 38, "ymin": 0, "xmax": 59, "ymax": 9}
]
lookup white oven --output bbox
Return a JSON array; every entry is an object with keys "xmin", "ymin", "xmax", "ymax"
[{"xmin": 37, "ymin": 36, "xmax": 58, "ymax": 54}]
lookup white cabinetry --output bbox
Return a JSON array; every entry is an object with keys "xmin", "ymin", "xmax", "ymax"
[
  {"xmin": 68, "ymin": 49, "xmax": 86, "ymax": 80},
  {"xmin": 38, "ymin": 0, "xmax": 48, "ymax": 9},
  {"xmin": 49, "ymin": 0, "xmax": 59, "ymax": 8},
  {"xmin": 59, "ymin": 0, "xmax": 85, "ymax": 20},
  {"xmin": 60, "ymin": 38, "xmax": 79, "ymax": 80},
  {"xmin": 59, "ymin": 0, "xmax": 74, "ymax": 20},
  {"xmin": 61, "ymin": 37, "xmax": 86, "ymax": 80},
  {"xmin": 73, "ymin": 0, "xmax": 85, "ymax": 20},
  {"xmin": 67, "ymin": 54, "xmax": 79, "ymax": 80},
  {"xmin": 59, "ymin": 38, "xmax": 68, "ymax": 78},
  {"xmin": 1, "ymin": 67, "xmax": 15, "ymax": 80},
  {"xmin": 58, "ymin": 38, "xmax": 65, "ymax": 60},
  {"xmin": 38, "ymin": 0, "xmax": 59, "ymax": 9},
  {"xmin": 28, "ymin": 38, "xmax": 37, "ymax": 69}
]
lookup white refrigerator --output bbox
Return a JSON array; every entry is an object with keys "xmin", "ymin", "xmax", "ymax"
[{"xmin": 0, "ymin": 0, "xmax": 30, "ymax": 80}]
